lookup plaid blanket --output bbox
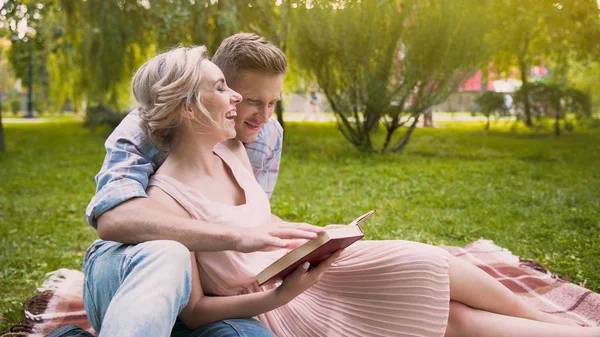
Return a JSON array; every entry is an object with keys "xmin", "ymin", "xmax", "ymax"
[
  {"xmin": 442, "ymin": 240, "xmax": 600, "ymax": 327},
  {"xmin": 3, "ymin": 240, "xmax": 599, "ymax": 336}
]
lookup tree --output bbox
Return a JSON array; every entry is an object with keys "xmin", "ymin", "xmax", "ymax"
[
  {"xmin": 515, "ymin": 82, "xmax": 591, "ymax": 135},
  {"xmin": 0, "ymin": 36, "xmax": 12, "ymax": 153},
  {"xmin": 473, "ymin": 91, "xmax": 507, "ymax": 131},
  {"xmin": 568, "ymin": 60, "xmax": 600, "ymax": 116},
  {"xmin": 290, "ymin": 0, "xmax": 491, "ymax": 152},
  {"xmin": 54, "ymin": 0, "xmax": 239, "ymax": 111},
  {"xmin": 489, "ymin": 0, "xmax": 600, "ymax": 127}
]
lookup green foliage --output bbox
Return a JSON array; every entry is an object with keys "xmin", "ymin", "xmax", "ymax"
[
  {"xmin": 290, "ymin": 0, "xmax": 491, "ymax": 153},
  {"xmin": 3, "ymin": 0, "xmax": 599, "ymax": 136},
  {"xmin": 83, "ymin": 103, "xmax": 127, "ymax": 132},
  {"xmin": 473, "ymin": 91, "xmax": 507, "ymax": 130},
  {"xmin": 34, "ymin": 97, "xmax": 48, "ymax": 115},
  {"xmin": 1, "ymin": 120, "xmax": 599, "ymax": 331},
  {"xmin": 474, "ymin": 92, "xmax": 506, "ymax": 115},
  {"xmin": 487, "ymin": 0, "xmax": 600, "ymax": 126},
  {"xmin": 514, "ymin": 82, "xmax": 591, "ymax": 135},
  {"xmin": 568, "ymin": 60, "xmax": 600, "ymax": 115},
  {"xmin": 0, "ymin": 44, "xmax": 16, "ymax": 94},
  {"xmin": 9, "ymin": 98, "xmax": 20, "ymax": 115}
]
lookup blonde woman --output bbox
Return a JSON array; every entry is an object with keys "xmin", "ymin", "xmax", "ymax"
[
  {"xmin": 128, "ymin": 45, "xmax": 600, "ymax": 337},
  {"xmin": 83, "ymin": 34, "xmax": 318, "ymax": 337}
]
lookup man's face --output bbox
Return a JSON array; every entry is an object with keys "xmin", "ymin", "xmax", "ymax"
[{"xmin": 230, "ymin": 70, "xmax": 284, "ymax": 143}]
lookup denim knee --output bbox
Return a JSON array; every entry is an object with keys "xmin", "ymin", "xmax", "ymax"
[
  {"xmin": 129, "ymin": 240, "xmax": 193, "ymax": 306},
  {"xmin": 83, "ymin": 240, "xmax": 194, "ymax": 333}
]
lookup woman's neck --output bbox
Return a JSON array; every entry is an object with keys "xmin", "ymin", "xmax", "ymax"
[{"xmin": 160, "ymin": 129, "xmax": 222, "ymax": 179}]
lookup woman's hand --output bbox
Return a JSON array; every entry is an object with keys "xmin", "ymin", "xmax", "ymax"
[{"xmin": 275, "ymin": 250, "xmax": 343, "ymax": 304}]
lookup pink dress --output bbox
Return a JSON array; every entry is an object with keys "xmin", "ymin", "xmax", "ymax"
[{"xmin": 149, "ymin": 143, "xmax": 451, "ymax": 337}]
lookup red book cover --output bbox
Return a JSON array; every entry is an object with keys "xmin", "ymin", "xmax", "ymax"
[{"xmin": 257, "ymin": 210, "xmax": 375, "ymax": 286}]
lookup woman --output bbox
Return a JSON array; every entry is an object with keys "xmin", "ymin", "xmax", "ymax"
[{"xmin": 135, "ymin": 46, "xmax": 599, "ymax": 337}]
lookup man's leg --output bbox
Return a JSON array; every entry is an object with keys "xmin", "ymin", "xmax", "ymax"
[
  {"xmin": 83, "ymin": 240, "xmax": 192, "ymax": 337},
  {"xmin": 171, "ymin": 318, "xmax": 276, "ymax": 337}
]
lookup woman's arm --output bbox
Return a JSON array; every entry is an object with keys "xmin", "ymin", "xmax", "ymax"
[
  {"xmin": 147, "ymin": 184, "xmax": 339, "ymax": 329},
  {"xmin": 180, "ymin": 248, "xmax": 342, "ymax": 330},
  {"xmin": 179, "ymin": 252, "xmax": 281, "ymax": 329}
]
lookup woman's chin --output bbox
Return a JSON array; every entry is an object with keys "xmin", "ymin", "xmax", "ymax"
[{"xmin": 222, "ymin": 129, "xmax": 237, "ymax": 140}]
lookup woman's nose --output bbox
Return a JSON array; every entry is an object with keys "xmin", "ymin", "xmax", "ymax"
[{"xmin": 231, "ymin": 90, "xmax": 242, "ymax": 104}]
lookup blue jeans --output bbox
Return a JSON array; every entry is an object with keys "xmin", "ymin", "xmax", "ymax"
[{"xmin": 82, "ymin": 240, "xmax": 275, "ymax": 337}]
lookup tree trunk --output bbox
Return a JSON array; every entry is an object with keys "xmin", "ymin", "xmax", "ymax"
[
  {"xmin": 519, "ymin": 62, "xmax": 533, "ymax": 127},
  {"xmin": 391, "ymin": 114, "xmax": 421, "ymax": 152},
  {"xmin": 275, "ymin": 100, "xmax": 285, "ymax": 131},
  {"xmin": 381, "ymin": 117, "xmax": 399, "ymax": 152},
  {"xmin": 481, "ymin": 66, "xmax": 488, "ymax": 92},
  {"xmin": 555, "ymin": 111, "xmax": 561, "ymax": 136}
]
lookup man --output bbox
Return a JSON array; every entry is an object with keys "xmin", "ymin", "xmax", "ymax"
[{"xmin": 83, "ymin": 33, "xmax": 323, "ymax": 337}]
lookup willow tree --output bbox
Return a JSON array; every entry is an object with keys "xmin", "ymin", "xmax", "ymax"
[
  {"xmin": 33, "ymin": 0, "xmax": 238, "ymax": 112},
  {"xmin": 290, "ymin": 0, "xmax": 490, "ymax": 153}
]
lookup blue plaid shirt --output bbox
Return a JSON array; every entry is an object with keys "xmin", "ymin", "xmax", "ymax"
[{"xmin": 85, "ymin": 110, "xmax": 283, "ymax": 228}]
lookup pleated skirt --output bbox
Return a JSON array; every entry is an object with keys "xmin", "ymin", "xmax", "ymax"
[{"xmin": 257, "ymin": 240, "xmax": 451, "ymax": 337}]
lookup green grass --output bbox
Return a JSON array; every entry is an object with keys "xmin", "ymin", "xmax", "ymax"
[{"xmin": 1, "ymin": 119, "xmax": 599, "ymax": 331}]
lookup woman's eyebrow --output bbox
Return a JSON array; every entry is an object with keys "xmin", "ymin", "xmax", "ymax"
[{"xmin": 214, "ymin": 78, "xmax": 225, "ymax": 85}]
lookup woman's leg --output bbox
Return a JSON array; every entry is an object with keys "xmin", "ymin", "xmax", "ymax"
[
  {"xmin": 448, "ymin": 256, "xmax": 578, "ymax": 326},
  {"xmin": 445, "ymin": 301, "xmax": 600, "ymax": 337}
]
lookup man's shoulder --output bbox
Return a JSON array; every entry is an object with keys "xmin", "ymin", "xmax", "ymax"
[
  {"xmin": 255, "ymin": 118, "xmax": 283, "ymax": 146},
  {"xmin": 267, "ymin": 118, "xmax": 283, "ymax": 136}
]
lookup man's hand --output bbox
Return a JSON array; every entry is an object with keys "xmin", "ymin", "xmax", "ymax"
[{"xmin": 234, "ymin": 221, "xmax": 324, "ymax": 253}]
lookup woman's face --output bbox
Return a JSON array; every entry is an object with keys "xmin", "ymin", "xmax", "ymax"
[{"xmin": 198, "ymin": 60, "xmax": 242, "ymax": 140}]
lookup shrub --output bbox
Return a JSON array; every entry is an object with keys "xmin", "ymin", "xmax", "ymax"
[
  {"xmin": 83, "ymin": 104, "xmax": 127, "ymax": 131},
  {"xmin": 11, "ymin": 98, "xmax": 21, "ymax": 115}
]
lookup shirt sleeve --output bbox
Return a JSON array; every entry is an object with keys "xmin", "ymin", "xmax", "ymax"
[
  {"xmin": 85, "ymin": 111, "xmax": 164, "ymax": 228},
  {"xmin": 245, "ymin": 118, "xmax": 284, "ymax": 199}
]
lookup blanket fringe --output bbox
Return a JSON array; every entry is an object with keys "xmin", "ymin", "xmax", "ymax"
[
  {"xmin": 0, "ymin": 269, "xmax": 73, "ymax": 336},
  {"xmin": 0, "ymin": 323, "xmax": 33, "ymax": 336},
  {"xmin": 0, "ymin": 290, "xmax": 53, "ymax": 336}
]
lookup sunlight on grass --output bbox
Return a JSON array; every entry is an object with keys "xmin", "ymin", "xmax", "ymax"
[{"xmin": 0, "ymin": 119, "xmax": 598, "ymax": 331}]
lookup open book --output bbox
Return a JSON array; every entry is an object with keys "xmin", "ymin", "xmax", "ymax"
[{"xmin": 257, "ymin": 210, "xmax": 376, "ymax": 286}]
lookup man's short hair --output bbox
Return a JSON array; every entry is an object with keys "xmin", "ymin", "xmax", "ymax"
[{"xmin": 212, "ymin": 33, "xmax": 288, "ymax": 86}]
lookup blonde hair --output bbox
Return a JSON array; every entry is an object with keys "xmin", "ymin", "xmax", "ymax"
[
  {"xmin": 132, "ymin": 45, "xmax": 217, "ymax": 151},
  {"xmin": 212, "ymin": 33, "xmax": 288, "ymax": 86}
]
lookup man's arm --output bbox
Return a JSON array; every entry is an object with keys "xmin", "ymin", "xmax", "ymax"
[
  {"xmin": 99, "ymin": 197, "xmax": 312, "ymax": 252},
  {"xmin": 97, "ymin": 198, "xmax": 238, "ymax": 251},
  {"xmin": 89, "ymin": 111, "xmax": 320, "ymax": 252}
]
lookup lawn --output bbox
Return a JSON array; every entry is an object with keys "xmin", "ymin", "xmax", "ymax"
[{"xmin": 1, "ymin": 119, "xmax": 599, "ymax": 332}]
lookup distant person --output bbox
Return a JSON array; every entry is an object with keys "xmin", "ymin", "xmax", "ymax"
[
  {"xmin": 304, "ymin": 81, "xmax": 321, "ymax": 121},
  {"xmin": 423, "ymin": 107, "xmax": 434, "ymax": 127},
  {"xmin": 504, "ymin": 94, "xmax": 514, "ymax": 115}
]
